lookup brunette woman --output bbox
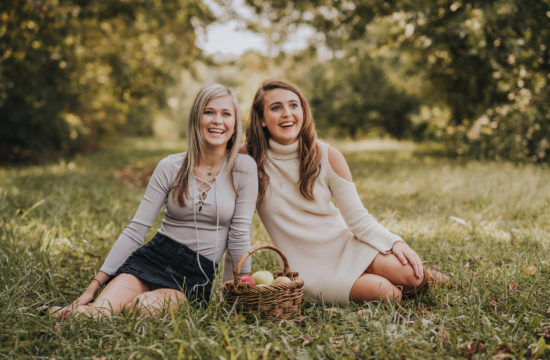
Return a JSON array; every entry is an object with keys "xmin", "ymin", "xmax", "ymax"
[{"xmin": 225, "ymin": 80, "xmax": 448, "ymax": 305}]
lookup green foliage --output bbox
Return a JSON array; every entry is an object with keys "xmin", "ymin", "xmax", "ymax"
[
  {"xmin": 1, "ymin": 2, "xmax": 77, "ymax": 162},
  {"xmin": 0, "ymin": 1, "xmax": 212, "ymax": 163},
  {"xmin": 400, "ymin": 0, "xmax": 550, "ymax": 161},
  {"xmin": 1, "ymin": 137, "xmax": 549, "ymax": 358},
  {"xmin": 297, "ymin": 48, "xmax": 420, "ymax": 139},
  {"xmin": 242, "ymin": 0, "xmax": 550, "ymax": 161}
]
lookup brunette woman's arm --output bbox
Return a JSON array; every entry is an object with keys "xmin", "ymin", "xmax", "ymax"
[{"xmin": 327, "ymin": 145, "xmax": 423, "ymax": 278}]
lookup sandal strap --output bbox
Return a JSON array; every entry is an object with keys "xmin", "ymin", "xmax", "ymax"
[{"xmin": 401, "ymin": 266, "xmax": 433, "ymax": 298}]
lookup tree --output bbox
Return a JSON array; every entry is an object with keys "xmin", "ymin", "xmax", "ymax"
[
  {"xmin": 1, "ymin": 0, "xmax": 213, "ymax": 163},
  {"xmin": 298, "ymin": 48, "xmax": 419, "ymax": 139},
  {"xmin": 241, "ymin": 0, "xmax": 550, "ymax": 161}
]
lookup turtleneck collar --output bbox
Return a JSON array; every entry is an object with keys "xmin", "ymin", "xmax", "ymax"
[{"xmin": 268, "ymin": 138, "xmax": 299, "ymax": 160}]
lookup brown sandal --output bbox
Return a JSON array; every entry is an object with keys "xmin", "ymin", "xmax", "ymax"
[{"xmin": 401, "ymin": 265, "xmax": 451, "ymax": 298}]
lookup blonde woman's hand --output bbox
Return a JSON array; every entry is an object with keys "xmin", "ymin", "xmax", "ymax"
[
  {"xmin": 56, "ymin": 276, "xmax": 104, "ymax": 319},
  {"xmin": 52, "ymin": 288, "xmax": 95, "ymax": 319},
  {"xmin": 391, "ymin": 241, "xmax": 424, "ymax": 279}
]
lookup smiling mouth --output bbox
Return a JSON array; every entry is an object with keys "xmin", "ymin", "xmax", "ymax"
[
  {"xmin": 208, "ymin": 129, "xmax": 225, "ymax": 134},
  {"xmin": 280, "ymin": 121, "xmax": 295, "ymax": 128}
]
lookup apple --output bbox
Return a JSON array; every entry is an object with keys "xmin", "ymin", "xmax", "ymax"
[
  {"xmin": 273, "ymin": 276, "xmax": 292, "ymax": 285},
  {"xmin": 239, "ymin": 275, "xmax": 256, "ymax": 287},
  {"xmin": 251, "ymin": 270, "xmax": 274, "ymax": 285}
]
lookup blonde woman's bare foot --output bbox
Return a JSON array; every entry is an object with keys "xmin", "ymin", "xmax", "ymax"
[
  {"xmin": 36, "ymin": 305, "xmax": 69, "ymax": 318},
  {"xmin": 51, "ymin": 306, "xmax": 70, "ymax": 319},
  {"xmin": 36, "ymin": 305, "xmax": 49, "ymax": 314},
  {"xmin": 73, "ymin": 305, "xmax": 91, "ymax": 317},
  {"xmin": 36, "ymin": 305, "xmax": 61, "ymax": 313}
]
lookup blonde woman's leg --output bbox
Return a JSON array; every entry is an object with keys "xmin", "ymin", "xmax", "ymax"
[
  {"xmin": 125, "ymin": 288, "xmax": 187, "ymax": 317},
  {"xmin": 74, "ymin": 273, "xmax": 149, "ymax": 318}
]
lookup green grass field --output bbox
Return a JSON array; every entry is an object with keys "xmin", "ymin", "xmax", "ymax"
[{"xmin": 1, "ymin": 137, "xmax": 549, "ymax": 359}]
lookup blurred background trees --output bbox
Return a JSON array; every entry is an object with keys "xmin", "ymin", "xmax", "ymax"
[
  {"xmin": 1, "ymin": 0, "xmax": 211, "ymax": 163},
  {"xmin": 242, "ymin": 0, "xmax": 550, "ymax": 161},
  {"xmin": 2, "ymin": 0, "xmax": 549, "ymax": 163}
]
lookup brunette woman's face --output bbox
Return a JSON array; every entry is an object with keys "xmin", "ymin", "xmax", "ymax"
[
  {"xmin": 262, "ymin": 88, "xmax": 303, "ymax": 145},
  {"xmin": 200, "ymin": 96, "xmax": 235, "ymax": 150}
]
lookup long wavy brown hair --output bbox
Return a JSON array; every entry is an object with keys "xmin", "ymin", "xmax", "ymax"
[
  {"xmin": 172, "ymin": 84, "xmax": 242, "ymax": 206},
  {"xmin": 246, "ymin": 80, "xmax": 321, "ymax": 204}
]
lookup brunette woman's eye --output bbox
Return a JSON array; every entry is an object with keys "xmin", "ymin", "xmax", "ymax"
[
  {"xmin": 271, "ymin": 105, "xmax": 280, "ymax": 111},
  {"xmin": 290, "ymin": 103, "xmax": 298, "ymax": 108}
]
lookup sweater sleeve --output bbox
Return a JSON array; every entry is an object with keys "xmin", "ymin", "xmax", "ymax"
[
  {"xmin": 327, "ymin": 162, "xmax": 403, "ymax": 254},
  {"xmin": 99, "ymin": 155, "xmax": 175, "ymax": 275},
  {"xmin": 226, "ymin": 155, "xmax": 258, "ymax": 274}
]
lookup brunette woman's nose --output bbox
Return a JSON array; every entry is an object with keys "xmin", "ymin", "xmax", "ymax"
[{"xmin": 281, "ymin": 106, "xmax": 290, "ymax": 117}]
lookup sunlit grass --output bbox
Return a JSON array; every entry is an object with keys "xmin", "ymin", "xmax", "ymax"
[{"xmin": 1, "ymin": 137, "xmax": 549, "ymax": 359}]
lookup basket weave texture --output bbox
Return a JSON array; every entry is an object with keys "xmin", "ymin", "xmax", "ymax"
[{"xmin": 222, "ymin": 245, "xmax": 304, "ymax": 320}]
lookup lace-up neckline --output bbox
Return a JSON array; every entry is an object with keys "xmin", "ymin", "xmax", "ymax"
[
  {"xmin": 194, "ymin": 175, "xmax": 215, "ymax": 212},
  {"xmin": 192, "ymin": 157, "xmax": 227, "ymax": 212}
]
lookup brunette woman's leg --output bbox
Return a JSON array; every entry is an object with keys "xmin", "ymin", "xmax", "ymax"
[
  {"xmin": 73, "ymin": 273, "xmax": 149, "ymax": 318},
  {"xmin": 349, "ymin": 273, "xmax": 403, "ymax": 304},
  {"xmin": 367, "ymin": 253, "xmax": 451, "ymax": 296},
  {"xmin": 366, "ymin": 253, "xmax": 424, "ymax": 289},
  {"xmin": 125, "ymin": 288, "xmax": 187, "ymax": 317}
]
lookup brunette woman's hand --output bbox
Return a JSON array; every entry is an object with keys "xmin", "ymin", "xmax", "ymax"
[{"xmin": 391, "ymin": 241, "xmax": 424, "ymax": 278}]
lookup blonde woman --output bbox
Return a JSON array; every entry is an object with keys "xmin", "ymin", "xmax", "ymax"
[
  {"xmin": 225, "ymin": 80, "xmax": 448, "ymax": 305},
  {"xmin": 46, "ymin": 84, "xmax": 258, "ymax": 318}
]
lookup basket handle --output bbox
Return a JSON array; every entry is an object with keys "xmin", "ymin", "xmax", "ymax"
[{"xmin": 233, "ymin": 245, "xmax": 290, "ymax": 285}]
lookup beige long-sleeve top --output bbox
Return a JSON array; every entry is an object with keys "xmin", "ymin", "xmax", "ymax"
[
  {"xmin": 256, "ymin": 139, "xmax": 403, "ymax": 304},
  {"xmin": 100, "ymin": 153, "xmax": 258, "ymax": 276}
]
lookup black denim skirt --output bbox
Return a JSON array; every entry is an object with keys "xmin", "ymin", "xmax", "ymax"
[{"xmin": 112, "ymin": 233, "xmax": 216, "ymax": 306}]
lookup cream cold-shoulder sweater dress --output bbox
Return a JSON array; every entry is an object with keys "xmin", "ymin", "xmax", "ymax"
[
  {"xmin": 258, "ymin": 139, "xmax": 404, "ymax": 305},
  {"xmin": 224, "ymin": 139, "xmax": 404, "ymax": 304}
]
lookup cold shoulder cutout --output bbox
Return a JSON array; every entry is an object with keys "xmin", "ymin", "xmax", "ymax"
[{"xmin": 327, "ymin": 145, "xmax": 353, "ymax": 182}]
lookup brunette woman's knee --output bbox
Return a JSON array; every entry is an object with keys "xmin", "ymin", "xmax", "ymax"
[
  {"xmin": 388, "ymin": 265, "xmax": 423, "ymax": 288},
  {"xmin": 402, "ymin": 270, "xmax": 424, "ymax": 288}
]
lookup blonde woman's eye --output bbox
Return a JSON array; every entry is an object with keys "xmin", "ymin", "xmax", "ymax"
[{"xmin": 224, "ymin": 112, "xmax": 232, "ymax": 117}]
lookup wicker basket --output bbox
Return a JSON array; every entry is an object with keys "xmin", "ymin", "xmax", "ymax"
[{"xmin": 222, "ymin": 245, "xmax": 304, "ymax": 320}]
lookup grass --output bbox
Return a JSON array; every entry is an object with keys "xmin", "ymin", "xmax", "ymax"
[{"xmin": 1, "ymin": 136, "xmax": 549, "ymax": 359}]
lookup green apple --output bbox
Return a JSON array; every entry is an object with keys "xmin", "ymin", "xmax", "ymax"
[{"xmin": 251, "ymin": 270, "xmax": 274, "ymax": 285}]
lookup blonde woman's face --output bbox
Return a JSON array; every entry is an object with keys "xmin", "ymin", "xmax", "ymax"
[
  {"xmin": 200, "ymin": 96, "xmax": 235, "ymax": 150},
  {"xmin": 262, "ymin": 89, "xmax": 303, "ymax": 145}
]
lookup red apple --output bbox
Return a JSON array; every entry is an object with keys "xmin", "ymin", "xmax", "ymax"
[{"xmin": 239, "ymin": 274, "xmax": 256, "ymax": 287}]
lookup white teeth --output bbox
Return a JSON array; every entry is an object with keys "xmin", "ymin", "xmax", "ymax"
[
  {"xmin": 208, "ymin": 129, "xmax": 224, "ymax": 134},
  {"xmin": 280, "ymin": 122, "xmax": 294, "ymax": 127}
]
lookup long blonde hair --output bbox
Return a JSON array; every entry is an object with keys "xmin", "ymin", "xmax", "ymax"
[
  {"xmin": 172, "ymin": 84, "xmax": 242, "ymax": 206},
  {"xmin": 246, "ymin": 80, "xmax": 321, "ymax": 204}
]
